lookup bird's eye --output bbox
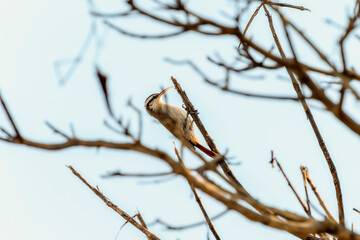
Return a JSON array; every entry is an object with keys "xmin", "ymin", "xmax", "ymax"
[{"xmin": 145, "ymin": 93, "xmax": 158, "ymax": 104}]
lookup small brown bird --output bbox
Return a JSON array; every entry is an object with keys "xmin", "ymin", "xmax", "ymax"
[{"xmin": 145, "ymin": 86, "xmax": 216, "ymax": 157}]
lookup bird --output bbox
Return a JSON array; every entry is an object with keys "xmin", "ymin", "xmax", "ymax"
[{"xmin": 145, "ymin": 86, "xmax": 216, "ymax": 157}]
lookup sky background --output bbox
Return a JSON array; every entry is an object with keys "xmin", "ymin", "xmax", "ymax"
[{"xmin": 1, "ymin": 0, "xmax": 360, "ymax": 239}]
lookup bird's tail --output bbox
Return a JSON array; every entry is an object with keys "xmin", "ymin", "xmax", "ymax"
[{"xmin": 194, "ymin": 142, "xmax": 217, "ymax": 157}]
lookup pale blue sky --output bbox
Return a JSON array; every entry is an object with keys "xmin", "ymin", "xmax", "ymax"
[{"xmin": 1, "ymin": 0, "xmax": 360, "ymax": 239}]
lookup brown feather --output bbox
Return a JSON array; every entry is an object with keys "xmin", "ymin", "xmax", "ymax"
[{"xmin": 193, "ymin": 141, "xmax": 217, "ymax": 157}]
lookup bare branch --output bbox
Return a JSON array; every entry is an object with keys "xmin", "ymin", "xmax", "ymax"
[
  {"xmin": 0, "ymin": 119, "xmax": 356, "ymax": 239},
  {"xmin": 263, "ymin": 4, "xmax": 344, "ymax": 225},
  {"xmin": 67, "ymin": 165, "xmax": 160, "ymax": 240},
  {"xmin": 3, "ymin": 1, "xmax": 360, "ymax": 238},
  {"xmin": 174, "ymin": 143, "xmax": 221, "ymax": 240}
]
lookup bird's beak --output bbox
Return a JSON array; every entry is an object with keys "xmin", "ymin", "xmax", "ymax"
[{"xmin": 158, "ymin": 86, "xmax": 173, "ymax": 98}]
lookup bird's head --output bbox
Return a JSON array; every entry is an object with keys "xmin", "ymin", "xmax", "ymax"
[{"xmin": 145, "ymin": 86, "xmax": 173, "ymax": 113}]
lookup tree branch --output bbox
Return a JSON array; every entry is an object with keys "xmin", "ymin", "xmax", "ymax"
[
  {"xmin": 67, "ymin": 165, "xmax": 160, "ymax": 240},
  {"xmin": 263, "ymin": 4, "xmax": 344, "ymax": 225},
  {"xmin": 174, "ymin": 143, "xmax": 221, "ymax": 240}
]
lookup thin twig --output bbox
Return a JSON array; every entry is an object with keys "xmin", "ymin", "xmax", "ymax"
[
  {"xmin": 353, "ymin": 208, "xmax": 360, "ymax": 214},
  {"xmin": 54, "ymin": 23, "xmax": 96, "ymax": 85},
  {"xmin": 149, "ymin": 210, "xmax": 228, "ymax": 230},
  {"xmin": 137, "ymin": 210, "xmax": 148, "ymax": 229},
  {"xmin": 0, "ymin": 93, "xmax": 22, "ymax": 140},
  {"xmin": 262, "ymin": 1, "xmax": 310, "ymax": 12},
  {"xmin": 104, "ymin": 170, "xmax": 174, "ymax": 178},
  {"xmin": 0, "ymin": 127, "xmax": 12, "ymax": 138},
  {"xmin": 301, "ymin": 166, "xmax": 336, "ymax": 222},
  {"xmin": 90, "ymin": 10, "xmax": 133, "ymax": 18},
  {"xmin": 45, "ymin": 121, "xmax": 71, "ymax": 139},
  {"xmin": 270, "ymin": 151, "xmax": 310, "ymax": 216},
  {"xmin": 105, "ymin": 20, "xmax": 186, "ymax": 39},
  {"xmin": 338, "ymin": 0, "xmax": 360, "ymax": 73},
  {"xmin": 238, "ymin": 2, "xmax": 264, "ymax": 48},
  {"xmin": 300, "ymin": 166, "xmax": 312, "ymax": 216},
  {"xmin": 103, "ymin": 119, "xmax": 136, "ymax": 141},
  {"xmin": 67, "ymin": 165, "xmax": 160, "ymax": 240},
  {"xmin": 137, "ymin": 210, "xmax": 151, "ymax": 240},
  {"xmin": 165, "ymin": 58, "xmax": 303, "ymax": 101}
]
